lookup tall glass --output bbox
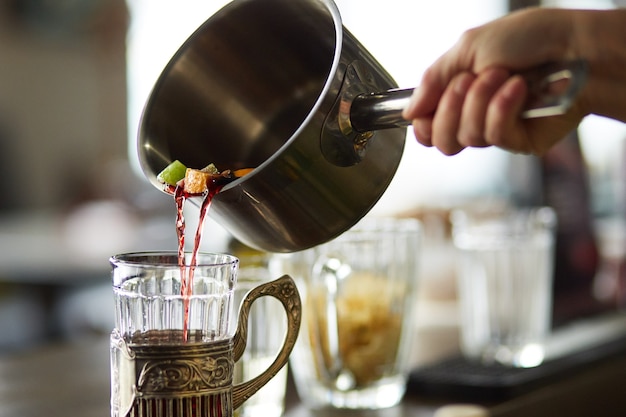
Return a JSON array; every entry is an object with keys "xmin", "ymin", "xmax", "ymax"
[
  {"xmin": 278, "ymin": 218, "xmax": 421, "ymax": 409},
  {"xmin": 452, "ymin": 207, "xmax": 556, "ymax": 368},
  {"xmin": 109, "ymin": 252, "xmax": 301, "ymax": 417}
]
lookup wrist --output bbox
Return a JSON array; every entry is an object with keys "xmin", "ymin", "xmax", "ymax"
[{"xmin": 573, "ymin": 9, "xmax": 626, "ymax": 121}]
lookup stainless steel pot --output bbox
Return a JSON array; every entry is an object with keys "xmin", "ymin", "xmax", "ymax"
[{"xmin": 137, "ymin": 0, "xmax": 586, "ymax": 253}]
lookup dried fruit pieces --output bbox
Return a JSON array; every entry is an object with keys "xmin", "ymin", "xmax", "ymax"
[
  {"xmin": 156, "ymin": 159, "xmax": 187, "ymax": 186},
  {"xmin": 156, "ymin": 160, "xmax": 253, "ymax": 194}
]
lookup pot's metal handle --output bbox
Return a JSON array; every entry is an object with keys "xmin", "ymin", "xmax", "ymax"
[{"xmin": 349, "ymin": 59, "xmax": 588, "ymax": 133}]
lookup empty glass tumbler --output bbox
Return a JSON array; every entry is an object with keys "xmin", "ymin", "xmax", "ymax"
[{"xmin": 452, "ymin": 207, "xmax": 557, "ymax": 368}]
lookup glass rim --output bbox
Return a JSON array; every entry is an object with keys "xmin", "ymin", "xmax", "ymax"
[
  {"xmin": 350, "ymin": 217, "xmax": 421, "ymax": 232},
  {"xmin": 330, "ymin": 217, "xmax": 422, "ymax": 243},
  {"xmin": 109, "ymin": 251, "xmax": 239, "ymax": 268}
]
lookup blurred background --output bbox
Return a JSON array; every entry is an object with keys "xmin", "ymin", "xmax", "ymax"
[{"xmin": 0, "ymin": 0, "xmax": 624, "ymax": 357}]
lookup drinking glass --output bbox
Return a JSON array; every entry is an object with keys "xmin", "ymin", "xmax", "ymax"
[
  {"xmin": 451, "ymin": 207, "xmax": 556, "ymax": 368},
  {"xmin": 109, "ymin": 251, "xmax": 301, "ymax": 417},
  {"xmin": 278, "ymin": 217, "xmax": 421, "ymax": 409}
]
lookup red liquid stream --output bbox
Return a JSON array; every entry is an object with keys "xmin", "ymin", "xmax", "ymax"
[{"xmin": 170, "ymin": 180, "xmax": 224, "ymax": 342}]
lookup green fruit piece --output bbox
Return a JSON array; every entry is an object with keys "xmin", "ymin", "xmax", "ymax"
[
  {"xmin": 201, "ymin": 163, "xmax": 219, "ymax": 174},
  {"xmin": 157, "ymin": 160, "xmax": 187, "ymax": 185}
]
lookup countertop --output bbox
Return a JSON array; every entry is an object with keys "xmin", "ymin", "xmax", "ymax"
[{"xmin": 0, "ymin": 327, "xmax": 624, "ymax": 417}]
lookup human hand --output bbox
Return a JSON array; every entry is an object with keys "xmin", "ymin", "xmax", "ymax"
[{"xmin": 402, "ymin": 7, "xmax": 589, "ymax": 156}]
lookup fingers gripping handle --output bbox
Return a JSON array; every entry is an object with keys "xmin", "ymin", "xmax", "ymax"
[
  {"xmin": 349, "ymin": 59, "xmax": 588, "ymax": 132},
  {"xmin": 231, "ymin": 275, "xmax": 302, "ymax": 410}
]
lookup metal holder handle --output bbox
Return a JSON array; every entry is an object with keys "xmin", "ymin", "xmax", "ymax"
[{"xmin": 231, "ymin": 275, "xmax": 302, "ymax": 410}]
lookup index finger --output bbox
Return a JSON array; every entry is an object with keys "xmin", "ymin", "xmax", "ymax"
[
  {"xmin": 403, "ymin": 42, "xmax": 476, "ymax": 121},
  {"xmin": 402, "ymin": 65, "xmax": 448, "ymax": 120}
]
